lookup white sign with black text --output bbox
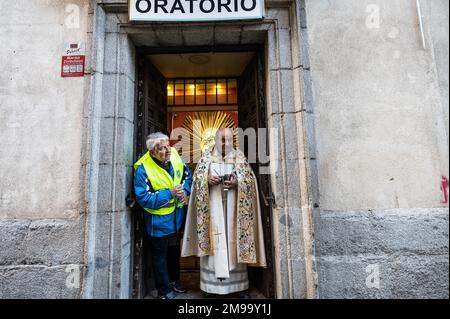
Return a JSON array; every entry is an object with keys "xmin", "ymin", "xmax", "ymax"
[{"xmin": 129, "ymin": 0, "xmax": 264, "ymax": 22}]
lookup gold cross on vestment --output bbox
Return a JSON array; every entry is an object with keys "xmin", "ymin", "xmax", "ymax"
[{"xmin": 213, "ymin": 226, "xmax": 223, "ymax": 245}]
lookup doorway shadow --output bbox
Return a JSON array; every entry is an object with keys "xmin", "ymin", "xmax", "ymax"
[{"xmin": 144, "ymin": 270, "xmax": 266, "ymax": 299}]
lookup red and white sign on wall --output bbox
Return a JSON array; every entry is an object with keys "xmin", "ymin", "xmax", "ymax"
[
  {"xmin": 61, "ymin": 43, "xmax": 85, "ymax": 78},
  {"xmin": 61, "ymin": 55, "xmax": 85, "ymax": 77}
]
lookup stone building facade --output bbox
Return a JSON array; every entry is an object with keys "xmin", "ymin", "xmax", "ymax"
[{"xmin": 0, "ymin": 0, "xmax": 448, "ymax": 298}]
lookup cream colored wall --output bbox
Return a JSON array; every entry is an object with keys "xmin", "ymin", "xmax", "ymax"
[
  {"xmin": 306, "ymin": 0, "xmax": 449, "ymax": 210},
  {"xmin": 0, "ymin": 0, "xmax": 89, "ymax": 218}
]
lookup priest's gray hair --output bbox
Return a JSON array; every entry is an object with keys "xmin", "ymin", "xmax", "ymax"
[{"xmin": 146, "ymin": 132, "xmax": 169, "ymax": 151}]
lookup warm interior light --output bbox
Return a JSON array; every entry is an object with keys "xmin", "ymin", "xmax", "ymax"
[{"xmin": 167, "ymin": 78, "xmax": 237, "ymax": 105}]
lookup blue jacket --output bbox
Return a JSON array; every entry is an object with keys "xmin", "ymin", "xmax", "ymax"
[{"xmin": 134, "ymin": 158, "xmax": 193, "ymax": 237}]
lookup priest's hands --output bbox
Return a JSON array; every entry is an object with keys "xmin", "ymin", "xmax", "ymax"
[
  {"xmin": 223, "ymin": 174, "xmax": 238, "ymax": 189},
  {"xmin": 208, "ymin": 175, "xmax": 222, "ymax": 186},
  {"xmin": 208, "ymin": 174, "xmax": 238, "ymax": 188}
]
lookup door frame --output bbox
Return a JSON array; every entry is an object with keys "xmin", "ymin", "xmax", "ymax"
[{"xmin": 131, "ymin": 45, "xmax": 276, "ymax": 298}]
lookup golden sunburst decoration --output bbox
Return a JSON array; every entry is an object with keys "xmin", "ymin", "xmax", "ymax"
[{"xmin": 181, "ymin": 111, "xmax": 237, "ymax": 165}]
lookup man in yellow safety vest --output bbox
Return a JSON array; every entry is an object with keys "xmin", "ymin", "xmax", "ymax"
[{"xmin": 134, "ymin": 132, "xmax": 193, "ymax": 299}]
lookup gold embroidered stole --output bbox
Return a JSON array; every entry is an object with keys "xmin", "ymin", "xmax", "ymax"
[{"xmin": 193, "ymin": 149, "xmax": 259, "ymax": 264}]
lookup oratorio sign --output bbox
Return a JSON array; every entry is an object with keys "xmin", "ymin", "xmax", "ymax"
[{"xmin": 129, "ymin": 0, "xmax": 264, "ymax": 21}]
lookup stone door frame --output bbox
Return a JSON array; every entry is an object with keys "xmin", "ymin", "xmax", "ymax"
[{"xmin": 82, "ymin": 0, "xmax": 319, "ymax": 299}]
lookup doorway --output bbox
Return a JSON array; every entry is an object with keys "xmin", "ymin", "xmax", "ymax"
[{"xmin": 132, "ymin": 48, "xmax": 274, "ymax": 299}]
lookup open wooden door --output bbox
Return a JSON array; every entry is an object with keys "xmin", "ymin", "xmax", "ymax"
[
  {"xmin": 132, "ymin": 57, "xmax": 168, "ymax": 298},
  {"xmin": 238, "ymin": 51, "xmax": 275, "ymax": 298}
]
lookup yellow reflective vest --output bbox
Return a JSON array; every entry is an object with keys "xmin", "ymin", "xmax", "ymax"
[{"xmin": 133, "ymin": 147, "xmax": 184, "ymax": 215}]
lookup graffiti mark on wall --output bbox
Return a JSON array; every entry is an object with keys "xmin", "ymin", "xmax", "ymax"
[{"xmin": 440, "ymin": 176, "xmax": 449, "ymax": 204}]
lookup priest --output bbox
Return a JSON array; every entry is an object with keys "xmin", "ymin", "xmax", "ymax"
[{"xmin": 181, "ymin": 128, "xmax": 266, "ymax": 297}]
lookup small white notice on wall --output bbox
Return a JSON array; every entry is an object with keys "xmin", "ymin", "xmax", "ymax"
[{"xmin": 129, "ymin": 0, "xmax": 264, "ymax": 22}]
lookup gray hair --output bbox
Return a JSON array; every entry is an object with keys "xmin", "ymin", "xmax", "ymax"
[{"xmin": 146, "ymin": 132, "xmax": 169, "ymax": 151}]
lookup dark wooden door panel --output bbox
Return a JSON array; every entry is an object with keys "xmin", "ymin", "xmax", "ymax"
[
  {"xmin": 132, "ymin": 57, "xmax": 167, "ymax": 299},
  {"xmin": 238, "ymin": 52, "xmax": 274, "ymax": 298}
]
